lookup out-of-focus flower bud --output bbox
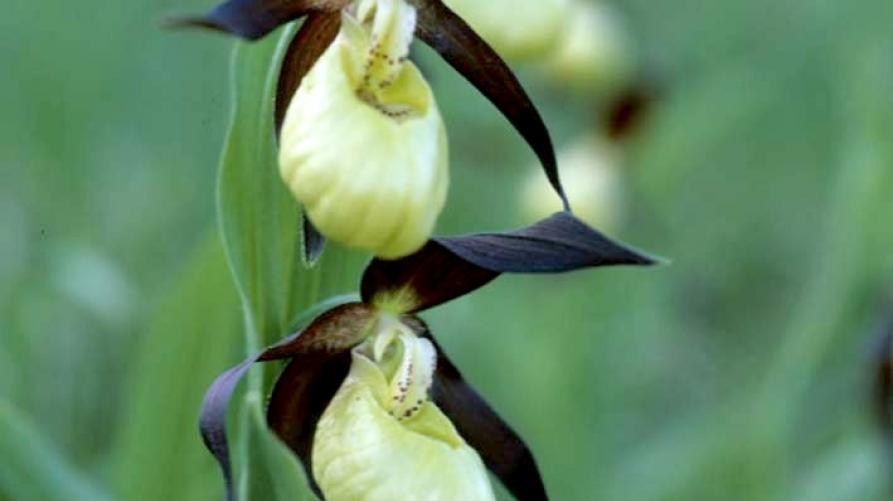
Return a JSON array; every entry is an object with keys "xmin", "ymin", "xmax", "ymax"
[
  {"xmin": 279, "ymin": 1, "xmax": 448, "ymax": 259},
  {"xmin": 442, "ymin": 0, "xmax": 571, "ymax": 62},
  {"xmin": 520, "ymin": 136, "xmax": 623, "ymax": 232},
  {"xmin": 541, "ymin": 2, "xmax": 633, "ymax": 95},
  {"xmin": 312, "ymin": 317, "xmax": 495, "ymax": 500}
]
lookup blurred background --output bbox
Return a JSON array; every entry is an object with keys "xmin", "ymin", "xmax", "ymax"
[{"xmin": 2, "ymin": 0, "xmax": 892, "ymax": 499}]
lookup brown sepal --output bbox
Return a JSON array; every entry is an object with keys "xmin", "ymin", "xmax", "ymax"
[
  {"xmin": 266, "ymin": 351, "xmax": 352, "ymax": 498},
  {"xmin": 361, "ymin": 212, "xmax": 657, "ymax": 313},
  {"xmin": 198, "ymin": 302, "xmax": 373, "ymax": 501}
]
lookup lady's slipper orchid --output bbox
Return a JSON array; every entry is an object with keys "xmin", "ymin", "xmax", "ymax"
[
  {"xmin": 278, "ymin": 6, "xmax": 448, "ymax": 258},
  {"xmin": 200, "ymin": 212, "xmax": 655, "ymax": 500},
  {"xmin": 176, "ymin": 0, "xmax": 569, "ymax": 260}
]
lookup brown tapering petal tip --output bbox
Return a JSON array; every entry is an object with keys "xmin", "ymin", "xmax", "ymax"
[
  {"xmin": 361, "ymin": 212, "xmax": 658, "ymax": 312},
  {"xmin": 360, "ymin": 241, "xmax": 499, "ymax": 313},
  {"xmin": 411, "ymin": 0, "xmax": 569, "ymax": 210}
]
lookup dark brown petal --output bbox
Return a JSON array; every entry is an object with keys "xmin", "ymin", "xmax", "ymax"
[
  {"xmin": 422, "ymin": 330, "xmax": 549, "ymax": 501},
  {"xmin": 266, "ymin": 352, "xmax": 352, "ymax": 498},
  {"xmin": 361, "ymin": 212, "xmax": 657, "ymax": 312},
  {"xmin": 275, "ymin": 12, "xmax": 342, "ymax": 135},
  {"xmin": 198, "ymin": 303, "xmax": 372, "ymax": 501},
  {"xmin": 169, "ymin": 0, "xmax": 348, "ymax": 41},
  {"xmin": 410, "ymin": 0, "xmax": 569, "ymax": 210},
  {"xmin": 360, "ymin": 239, "xmax": 500, "ymax": 313}
]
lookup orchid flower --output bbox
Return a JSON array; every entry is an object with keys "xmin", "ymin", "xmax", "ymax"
[
  {"xmin": 200, "ymin": 212, "xmax": 655, "ymax": 500},
  {"xmin": 175, "ymin": 0, "xmax": 569, "ymax": 260}
]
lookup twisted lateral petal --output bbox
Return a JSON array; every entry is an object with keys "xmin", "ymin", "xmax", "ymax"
[
  {"xmin": 199, "ymin": 303, "xmax": 374, "ymax": 501},
  {"xmin": 275, "ymin": 12, "xmax": 343, "ymax": 135},
  {"xmin": 312, "ymin": 325, "xmax": 495, "ymax": 500},
  {"xmin": 361, "ymin": 212, "xmax": 658, "ymax": 313},
  {"xmin": 274, "ymin": 14, "xmax": 343, "ymax": 264},
  {"xmin": 279, "ymin": 11, "xmax": 448, "ymax": 259}
]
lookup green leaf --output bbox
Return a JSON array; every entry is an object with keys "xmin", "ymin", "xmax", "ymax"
[
  {"xmin": 109, "ymin": 234, "xmax": 242, "ymax": 501},
  {"xmin": 216, "ymin": 22, "xmax": 364, "ymax": 351},
  {"xmin": 217, "ymin": 23, "xmax": 305, "ymax": 352},
  {"xmin": 216, "ymin": 21, "xmax": 365, "ymax": 501},
  {"xmin": 0, "ymin": 402, "xmax": 109, "ymax": 501}
]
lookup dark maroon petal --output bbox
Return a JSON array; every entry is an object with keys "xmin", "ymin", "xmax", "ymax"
[
  {"xmin": 169, "ymin": 0, "xmax": 347, "ymax": 41},
  {"xmin": 420, "ymin": 330, "xmax": 548, "ymax": 501},
  {"xmin": 198, "ymin": 303, "xmax": 372, "ymax": 501},
  {"xmin": 361, "ymin": 212, "xmax": 657, "ymax": 312},
  {"xmin": 410, "ymin": 0, "xmax": 569, "ymax": 210},
  {"xmin": 360, "ymin": 240, "xmax": 499, "ymax": 313},
  {"xmin": 436, "ymin": 211, "xmax": 656, "ymax": 273},
  {"xmin": 266, "ymin": 352, "xmax": 352, "ymax": 497},
  {"xmin": 275, "ymin": 12, "xmax": 342, "ymax": 134},
  {"xmin": 199, "ymin": 358, "xmax": 260, "ymax": 501}
]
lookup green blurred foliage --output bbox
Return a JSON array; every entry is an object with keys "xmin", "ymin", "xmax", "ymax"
[{"xmin": 1, "ymin": 0, "xmax": 892, "ymax": 500}]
